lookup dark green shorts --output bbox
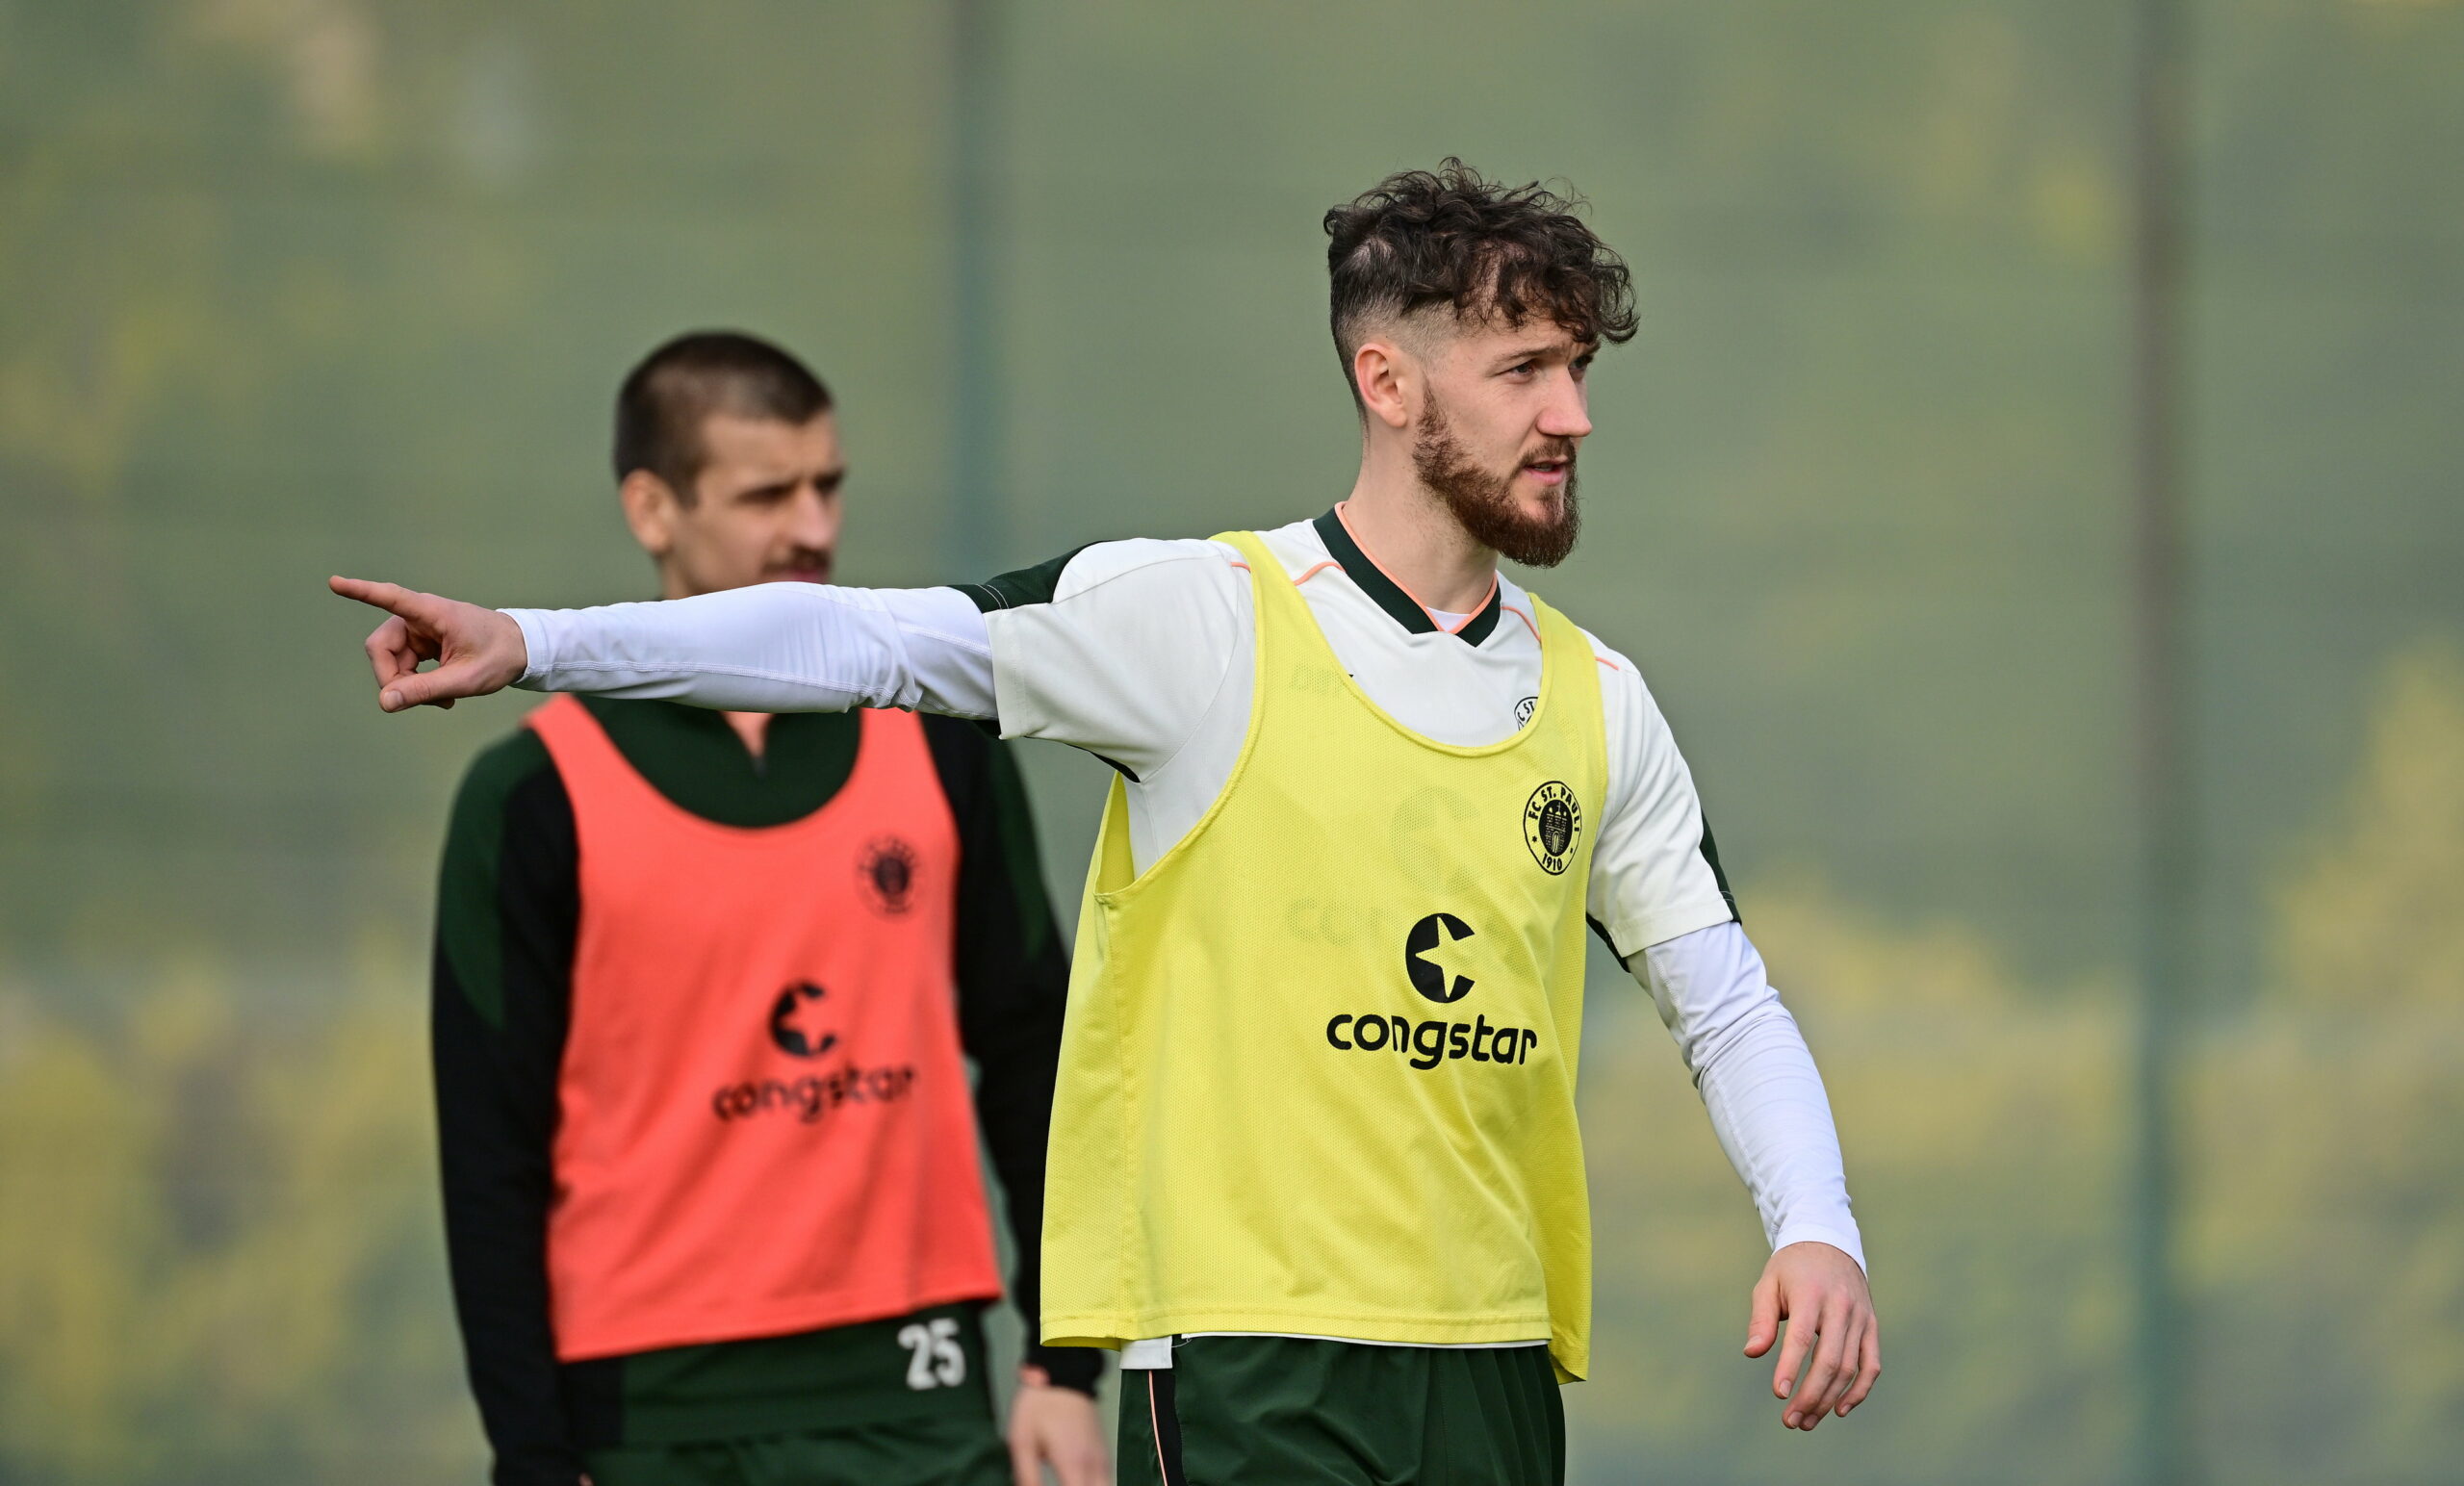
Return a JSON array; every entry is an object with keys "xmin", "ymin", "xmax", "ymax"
[
  {"xmin": 582, "ymin": 1410, "xmax": 1008, "ymax": 1486},
  {"xmin": 578, "ymin": 1304, "xmax": 1008, "ymax": 1486},
  {"xmin": 1118, "ymin": 1337, "xmax": 1564, "ymax": 1486}
]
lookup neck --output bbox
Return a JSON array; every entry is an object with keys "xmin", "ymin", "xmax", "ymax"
[
  {"xmin": 1340, "ymin": 443, "xmax": 1498, "ymax": 615},
  {"xmin": 722, "ymin": 710, "xmax": 771, "ymax": 759}
]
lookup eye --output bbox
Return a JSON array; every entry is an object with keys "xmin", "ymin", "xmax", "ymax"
[{"xmin": 1505, "ymin": 359, "xmax": 1539, "ymax": 377}]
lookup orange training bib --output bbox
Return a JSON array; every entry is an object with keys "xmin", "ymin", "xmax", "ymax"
[{"xmin": 528, "ymin": 697, "xmax": 1000, "ymax": 1361}]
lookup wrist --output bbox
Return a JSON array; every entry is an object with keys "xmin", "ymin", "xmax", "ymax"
[
  {"xmin": 1019, "ymin": 1359, "xmax": 1100, "ymax": 1397},
  {"xmin": 1771, "ymin": 1226, "xmax": 1866, "ymax": 1275},
  {"xmin": 501, "ymin": 608, "xmax": 549, "ymax": 686}
]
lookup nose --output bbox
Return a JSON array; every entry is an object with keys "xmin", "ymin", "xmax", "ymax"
[
  {"xmin": 1538, "ymin": 373, "xmax": 1592, "ymax": 441},
  {"xmin": 788, "ymin": 486, "xmax": 842, "ymax": 552}
]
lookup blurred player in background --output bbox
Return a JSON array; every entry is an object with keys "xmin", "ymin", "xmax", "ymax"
[
  {"xmin": 351, "ymin": 165, "xmax": 1882, "ymax": 1484},
  {"xmin": 428, "ymin": 332, "xmax": 1105, "ymax": 1486}
]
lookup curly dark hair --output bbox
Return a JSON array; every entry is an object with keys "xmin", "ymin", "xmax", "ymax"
[{"xmin": 1323, "ymin": 159, "xmax": 1636, "ymax": 404}]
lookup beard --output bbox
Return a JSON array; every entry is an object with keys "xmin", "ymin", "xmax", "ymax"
[{"xmin": 1411, "ymin": 397, "xmax": 1582, "ymax": 569}]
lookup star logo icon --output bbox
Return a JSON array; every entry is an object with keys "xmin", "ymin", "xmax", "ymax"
[
  {"xmin": 1404, "ymin": 912, "xmax": 1477, "ymax": 1004},
  {"xmin": 767, "ymin": 981, "xmax": 839, "ymax": 1059}
]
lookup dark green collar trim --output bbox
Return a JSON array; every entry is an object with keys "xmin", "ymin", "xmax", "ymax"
[
  {"xmin": 1310, "ymin": 508, "xmax": 1502, "ymax": 646},
  {"xmin": 577, "ymin": 696, "xmax": 861, "ymax": 828},
  {"xmin": 1454, "ymin": 585, "xmax": 1502, "ymax": 646}
]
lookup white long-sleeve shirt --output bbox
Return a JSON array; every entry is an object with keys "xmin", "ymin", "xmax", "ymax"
[{"xmin": 508, "ymin": 511, "xmax": 1865, "ymax": 1358}]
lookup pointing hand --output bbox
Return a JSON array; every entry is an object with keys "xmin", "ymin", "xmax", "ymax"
[{"xmin": 329, "ymin": 576, "xmax": 529, "ymax": 712}]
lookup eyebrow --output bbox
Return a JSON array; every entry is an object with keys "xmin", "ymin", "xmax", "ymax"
[
  {"xmin": 738, "ymin": 466, "xmax": 847, "ymax": 496},
  {"xmin": 1495, "ymin": 341, "xmax": 1581, "ymax": 366}
]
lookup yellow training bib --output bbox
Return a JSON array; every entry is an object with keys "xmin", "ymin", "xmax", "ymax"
[{"xmin": 1040, "ymin": 530, "xmax": 1608, "ymax": 1381}]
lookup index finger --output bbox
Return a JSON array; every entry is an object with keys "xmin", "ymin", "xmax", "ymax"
[{"xmin": 328, "ymin": 576, "xmax": 431, "ymax": 620}]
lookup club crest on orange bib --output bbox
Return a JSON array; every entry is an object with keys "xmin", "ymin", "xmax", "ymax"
[
  {"xmin": 1523, "ymin": 781, "xmax": 1580, "ymax": 876},
  {"xmin": 859, "ymin": 835, "xmax": 919, "ymax": 915}
]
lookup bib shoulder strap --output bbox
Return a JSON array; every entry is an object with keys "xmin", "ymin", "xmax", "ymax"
[
  {"xmin": 1522, "ymin": 592, "xmax": 1591, "ymax": 667},
  {"xmin": 1210, "ymin": 529, "xmax": 1273, "ymax": 582},
  {"xmin": 525, "ymin": 694, "xmax": 655, "ymax": 808},
  {"xmin": 1212, "ymin": 527, "xmax": 1327, "ymax": 656},
  {"xmin": 1521, "ymin": 592, "xmax": 1609, "ymax": 789},
  {"xmin": 525, "ymin": 693, "xmax": 609, "ymax": 764}
]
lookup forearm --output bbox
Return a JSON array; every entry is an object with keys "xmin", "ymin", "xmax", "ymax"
[
  {"xmin": 438, "ymin": 1184, "xmax": 582, "ymax": 1486},
  {"xmin": 933, "ymin": 730, "xmax": 1100, "ymax": 1392},
  {"xmin": 970, "ymin": 1038, "xmax": 1101, "ymax": 1391},
  {"xmin": 1637, "ymin": 922, "xmax": 1864, "ymax": 1270},
  {"xmin": 435, "ymin": 967, "xmax": 583, "ymax": 1485},
  {"xmin": 962, "ymin": 962, "xmax": 1068, "ymax": 1355},
  {"xmin": 951, "ymin": 792, "xmax": 1099, "ymax": 1388},
  {"xmin": 505, "ymin": 582, "xmax": 997, "ymax": 716},
  {"xmin": 434, "ymin": 746, "xmax": 586, "ymax": 1483}
]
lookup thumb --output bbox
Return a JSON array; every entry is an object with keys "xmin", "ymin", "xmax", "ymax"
[
  {"xmin": 381, "ymin": 657, "xmax": 481, "ymax": 712},
  {"xmin": 1744, "ymin": 1271, "xmax": 1781, "ymax": 1357}
]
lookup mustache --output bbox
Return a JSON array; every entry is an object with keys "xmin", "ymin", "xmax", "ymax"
[
  {"xmin": 1521, "ymin": 439, "xmax": 1578, "ymax": 468},
  {"xmin": 766, "ymin": 551, "xmax": 834, "ymax": 580}
]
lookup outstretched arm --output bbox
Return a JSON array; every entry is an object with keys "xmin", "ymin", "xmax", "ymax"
[
  {"xmin": 332, "ymin": 537, "xmax": 1251, "ymax": 794},
  {"xmin": 330, "ymin": 576, "xmax": 994, "ymax": 716}
]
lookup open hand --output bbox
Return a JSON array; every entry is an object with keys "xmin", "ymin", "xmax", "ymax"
[
  {"xmin": 1745, "ymin": 1240, "xmax": 1880, "ymax": 1431},
  {"xmin": 1006, "ymin": 1368, "xmax": 1108, "ymax": 1486},
  {"xmin": 329, "ymin": 576, "xmax": 528, "ymax": 711}
]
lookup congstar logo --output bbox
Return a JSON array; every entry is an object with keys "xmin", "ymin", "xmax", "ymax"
[
  {"xmin": 718, "ymin": 980, "xmax": 916, "ymax": 1123},
  {"xmin": 1323, "ymin": 913, "xmax": 1540, "ymax": 1070}
]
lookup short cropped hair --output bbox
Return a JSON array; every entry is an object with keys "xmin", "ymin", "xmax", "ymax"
[
  {"xmin": 613, "ymin": 331, "xmax": 833, "ymax": 500},
  {"xmin": 1322, "ymin": 159, "xmax": 1637, "ymax": 404}
]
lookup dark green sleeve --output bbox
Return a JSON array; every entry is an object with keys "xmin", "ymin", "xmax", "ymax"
[
  {"xmin": 919, "ymin": 715, "xmax": 1103, "ymax": 1396},
  {"xmin": 433, "ymin": 728, "xmax": 588, "ymax": 1486}
]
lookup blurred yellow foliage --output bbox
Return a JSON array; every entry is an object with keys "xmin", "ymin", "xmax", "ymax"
[
  {"xmin": 2273, "ymin": 639, "xmax": 2464, "ymax": 1011},
  {"xmin": 0, "ymin": 958, "xmax": 475, "ymax": 1483},
  {"xmin": 2191, "ymin": 638, "xmax": 2464, "ymax": 1480}
]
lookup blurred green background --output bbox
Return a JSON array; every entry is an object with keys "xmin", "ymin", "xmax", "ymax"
[{"xmin": 3, "ymin": 1, "xmax": 2460, "ymax": 1481}]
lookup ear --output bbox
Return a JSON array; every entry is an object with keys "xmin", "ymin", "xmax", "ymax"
[
  {"xmin": 1352, "ymin": 339, "xmax": 1416, "ymax": 431},
  {"xmin": 618, "ymin": 469, "xmax": 685, "ymax": 558}
]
